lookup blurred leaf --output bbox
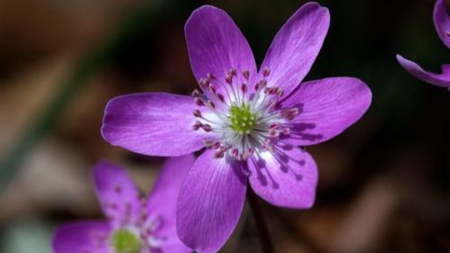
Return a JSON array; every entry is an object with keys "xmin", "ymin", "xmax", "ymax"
[{"xmin": 2, "ymin": 219, "xmax": 53, "ymax": 253}]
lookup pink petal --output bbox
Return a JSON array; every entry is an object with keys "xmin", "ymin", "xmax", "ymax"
[
  {"xmin": 248, "ymin": 145, "xmax": 318, "ymax": 208},
  {"xmin": 397, "ymin": 54, "xmax": 450, "ymax": 87},
  {"xmin": 260, "ymin": 2, "xmax": 330, "ymax": 98},
  {"xmin": 185, "ymin": 5, "xmax": 257, "ymax": 98},
  {"xmin": 280, "ymin": 77, "xmax": 372, "ymax": 146},
  {"xmin": 52, "ymin": 221, "xmax": 111, "ymax": 253},
  {"xmin": 434, "ymin": 0, "xmax": 450, "ymax": 48},
  {"xmin": 146, "ymin": 155, "xmax": 195, "ymax": 253},
  {"xmin": 176, "ymin": 151, "xmax": 247, "ymax": 253},
  {"xmin": 92, "ymin": 161, "xmax": 141, "ymax": 228},
  {"xmin": 102, "ymin": 93, "xmax": 211, "ymax": 156}
]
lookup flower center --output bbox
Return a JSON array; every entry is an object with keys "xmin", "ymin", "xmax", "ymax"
[
  {"xmin": 229, "ymin": 103, "xmax": 257, "ymax": 135},
  {"xmin": 111, "ymin": 229, "xmax": 141, "ymax": 253},
  {"xmin": 191, "ymin": 68, "xmax": 300, "ymax": 160}
]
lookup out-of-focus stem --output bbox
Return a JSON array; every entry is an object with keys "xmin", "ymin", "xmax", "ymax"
[
  {"xmin": 267, "ymin": 207, "xmax": 326, "ymax": 253},
  {"xmin": 0, "ymin": 0, "xmax": 179, "ymax": 191},
  {"xmin": 247, "ymin": 187, "xmax": 275, "ymax": 253}
]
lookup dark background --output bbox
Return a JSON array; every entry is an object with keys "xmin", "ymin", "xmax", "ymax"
[{"xmin": 0, "ymin": 0, "xmax": 449, "ymax": 252}]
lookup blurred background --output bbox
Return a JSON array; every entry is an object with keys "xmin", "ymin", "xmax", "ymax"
[{"xmin": 0, "ymin": 0, "xmax": 449, "ymax": 252}]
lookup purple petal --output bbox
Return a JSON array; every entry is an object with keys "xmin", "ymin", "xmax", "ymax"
[
  {"xmin": 260, "ymin": 2, "xmax": 330, "ymax": 98},
  {"xmin": 52, "ymin": 221, "xmax": 111, "ymax": 253},
  {"xmin": 279, "ymin": 77, "xmax": 372, "ymax": 146},
  {"xmin": 434, "ymin": 0, "xmax": 450, "ymax": 48},
  {"xmin": 146, "ymin": 155, "xmax": 195, "ymax": 253},
  {"xmin": 147, "ymin": 155, "xmax": 195, "ymax": 214},
  {"xmin": 177, "ymin": 151, "xmax": 247, "ymax": 253},
  {"xmin": 92, "ymin": 161, "xmax": 141, "ymax": 228},
  {"xmin": 397, "ymin": 54, "xmax": 450, "ymax": 87},
  {"xmin": 248, "ymin": 146, "xmax": 318, "ymax": 208},
  {"xmin": 185, "ymin": 5, "xmax": 257, "ymax": 97},
  {"xmin": 102, "ymin": 93, "xmax": 211, "ymax": 156},
  {"xmin": 156, "ymin": 242, "xmax": 193, "ymax": 253}
]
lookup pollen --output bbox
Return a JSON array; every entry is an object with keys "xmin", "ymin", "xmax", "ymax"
[
  {"xmin": 229, "ymin": 103, "xmax": 257, "ymax": 134},
  {"xmin": 111, "ymin": 229, "xmax": 141, "ymax": 253}
]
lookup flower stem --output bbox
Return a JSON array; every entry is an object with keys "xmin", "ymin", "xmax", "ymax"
[
  {"xmin": 247, "ymin": 187, "xmax": 275, "ymax": 253},
  {"xmin": 268, "ymin": 208, "xmax": 326, "ymax": 253}
]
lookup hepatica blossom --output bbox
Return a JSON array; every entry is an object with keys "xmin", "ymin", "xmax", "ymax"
[
  {"xmin": 397, "ymin": 0, "xmax": 450, "ymax": 88},
  {"xmin": 102, "ymin": 2, "xmax": 371, "ymax": 253},
  {"xmin": 52, "ymin": 156, "xmax": 193, "ymax": 253}
]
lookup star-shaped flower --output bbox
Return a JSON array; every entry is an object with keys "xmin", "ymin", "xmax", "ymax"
[
  {"xmin": 397, "ymin": 0, "xmax": 450, "ymax": 88},
  {"xmin": 52, "ymin": 156, "xmax": 193, "ymax": 253},
  {"xmin": 102, "ymin": 2, "xmax": 372, "ymax": 252}
]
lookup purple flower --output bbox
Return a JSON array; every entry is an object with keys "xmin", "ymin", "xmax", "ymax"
[
  {"xmin": 397, "ymin": 0, "xmax": 450, "ymax": 88},
  {"xmin": 102, "ymin": 2, "xmax": 371, "ymax": 253},
  {"xmin": 52, "ymin": 156, "xmax": 193, "ymax": 253}
]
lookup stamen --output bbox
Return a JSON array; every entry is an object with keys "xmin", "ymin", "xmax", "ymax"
[
  {"xmin": 263, "ymin": 67, "xmax": 271, "ymax": 77},
  {"xmin": 262, "ymin": 140, "xmax": 270, "ymax": 150},
  {"xmin": 195, "ymin": 97, "xmax": 205, "ymax": 106},
  {"xmin": 280, "ymin": 108, "xmax": 299, "ymax": 120},
  {"xmin": 201, "ymin": 124, "xmax": 213, "ymax": 132},
  {"xmin": 192, "ymin": 121, "xmax": 202, "ymax": 131},
  {"xmin": 276, "ymin": 88, "xmax": 284, "ymax": 97},
  {"xmin": 204, "ymin": 140, "xmax": 214, "ymax": 148},
  {"xmin": 193, "ymin": 109, "xmax": 201, "ymax": 117},
  {"xmin": 269, "ymin": 122, "xmax": 280, "ymax": 129},
  {"xmin": 191, "ymin": 89, "xmax": 201, "ymax": 97},
  {"xmin": 269, "ymin": 129, "xmax": 279, "ymax": 138},
  {"xmin": 207, "ymin": 101, "xmax": 216, "ymax": 110},
  {"xmin": 140, "ymin": 212, "xmax": 148, "ymax": 223},
  {"xmin": 125, "ymin": 203, "xmax": 131, "ymax": 218},
  {"xmin": 267, "ymin": 100, "xmax": 277, "ymax": 109},
  {"xmin": 241, "ymin": 83, "xmax": 248, "ymax": 93},
  {"xmin": 209, "ymin": 83, "xmax": 216, "ymax": 94},
  {"xmin": 214, "ymin": 150, "xmax": 225, "ymax": 158},
  {"xmin": 213, "ymin": 141, "xmax": 221, "ymax": 149},
  {"xmin": 260, "ymin": 80, "xmax": 267, "ymax": 88},
  {"xmin": 217, "ymin": 93, "xmax": 225, "ymax": 102},
  {"xmin": 242, "ymin": 70, "xmax": 250, "ymax": 80},
  {"xmin": 225, "ymin": 74, "xmax": 233, "ymax": 85},
  {"xmin": 199, "ymin": 78, "xmax": 208, "ymax": 88}
]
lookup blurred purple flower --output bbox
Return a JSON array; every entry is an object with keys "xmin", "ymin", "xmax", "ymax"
[
  {"xmin": 397, "ymin": 0, "xmax": 450, "ymax": 88},
  {"xmin": 102, "ymin": 2, "xmax": 371, "ymax": 252},
  {"xmin": 52, "ymin": 156, "xmax": 193, "ymax": 253}
]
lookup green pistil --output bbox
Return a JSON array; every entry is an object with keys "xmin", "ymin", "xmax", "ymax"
[
  {"xmin": 111, "ymin": 229, "xmax": 141, "ymax": 253},
  {"xmin": 229, "ymin": 103, "xmax": 257, "ymax": 134}
]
